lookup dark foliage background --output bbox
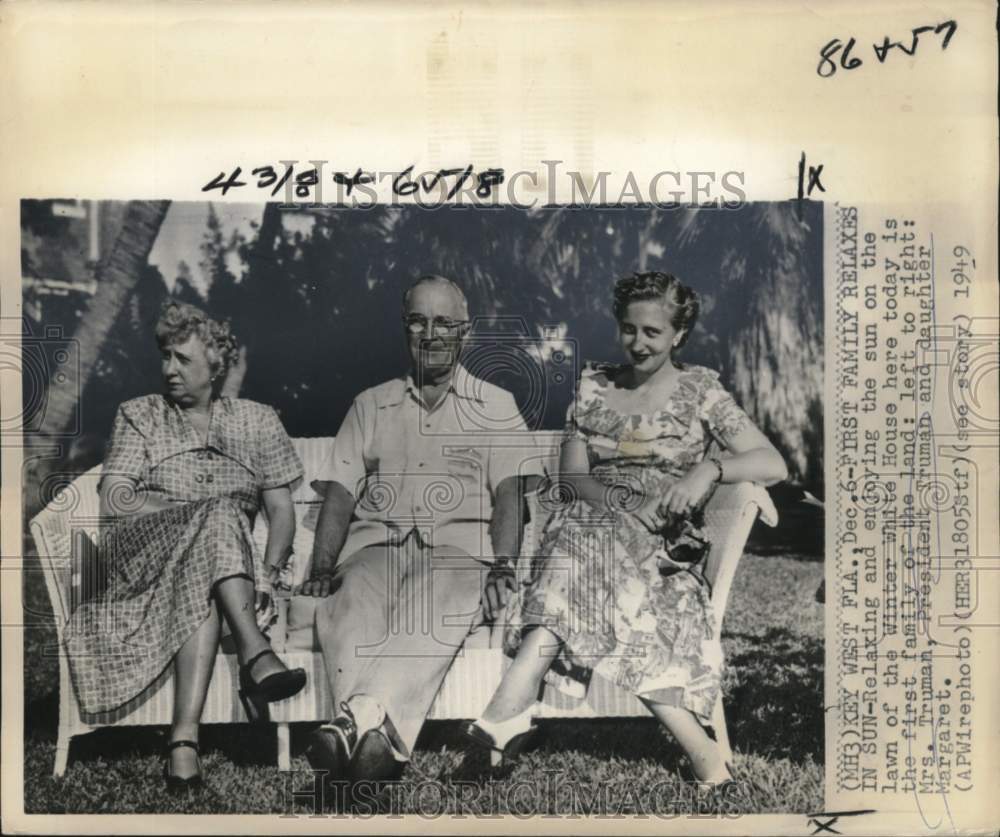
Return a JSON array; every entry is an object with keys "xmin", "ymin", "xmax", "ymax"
[{"xmin": 21, "ymin": 200, "xmax": 823, "ymax": 499}]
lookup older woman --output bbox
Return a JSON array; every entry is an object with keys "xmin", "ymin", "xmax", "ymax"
[
  {"xmin": 465, "ymin": 272, "xmax": 788, "ymax": 786},
  {"xmin": 64, "ymin": 302, "xmax": 306, "ymax": 790}
]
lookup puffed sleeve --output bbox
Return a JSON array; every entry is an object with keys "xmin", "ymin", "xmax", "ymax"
[
  {"xmin": 99, "ymin": 404, "xmax": 148, "ymax": 488},
  {"xmin": 254, "ymin": 405, "xmax": 304, "ymax": 490},
  {"xmin": 312, "ymin": 398, "xmax": 367, "ymax": 498},
  {"xmin": 699, "ymin": 372, "xmax": 753, "ymax": 449}
]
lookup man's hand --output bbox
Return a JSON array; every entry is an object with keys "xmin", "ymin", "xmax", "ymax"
[
  {"xmin": 299, "ymin": 480, "xmax": 355, "ymax": 598},
  {"xmin": 482, "ymin": 562, "xmax": 516, "ymax": 622},
  {"xmin": 297, "ymin": 571, "xmax": 337, "ymax": 597}
]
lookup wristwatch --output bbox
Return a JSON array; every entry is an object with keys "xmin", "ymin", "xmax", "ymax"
[{"xmin": 707, "ymin": 456, "xmax": 725, "ymax": 484}]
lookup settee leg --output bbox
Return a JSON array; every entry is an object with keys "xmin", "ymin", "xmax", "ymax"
[
  {"xmin": 277, "ymin": 722, "xmax": 291, "ymax": 771},
  {"xmin": 53, "ymin": 733, "xmax": 71, "ymax": 777}
]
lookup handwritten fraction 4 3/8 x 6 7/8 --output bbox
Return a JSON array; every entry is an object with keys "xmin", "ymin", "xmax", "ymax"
[
  {"xmin": 817, "ymin": 20, "xmax": 957, "ymax": 78},
  {"xmin": 201, "ymin": 164, "xmax": 506, "ymax": 202}
]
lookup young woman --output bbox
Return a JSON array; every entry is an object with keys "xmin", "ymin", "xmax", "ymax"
[{"xmin": 465, "ymin": 272, "xmax": 787, "ymax": 784}]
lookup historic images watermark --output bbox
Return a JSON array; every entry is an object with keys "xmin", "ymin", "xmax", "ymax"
[{"xmin": 281, "ymin": 769, "xmax": 749, "ymax": 818}]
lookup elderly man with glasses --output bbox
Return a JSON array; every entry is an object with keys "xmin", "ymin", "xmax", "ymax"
[{"xmin": 299, "ymin": 274, "xmax": 536, "ymax": 785}]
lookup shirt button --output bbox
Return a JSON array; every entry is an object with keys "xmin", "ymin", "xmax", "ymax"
[
  {"xmin": 195, "ymin": 474, "xmax": 204, "ymax": 484},
  {"xmin": 418, "ymin": 462, "xmax": 425, "ymax": 468},
  {"xmin": 206, "ymin": 474, "xmax": 214, "ymax": 484}
]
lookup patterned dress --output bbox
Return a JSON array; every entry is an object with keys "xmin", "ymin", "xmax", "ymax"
[
  {"xmin": 65, "ymin": 395, "xmax": 303, "ymax": 715},
  {"xmin": 504, "ymin": 362, "xmax": 752, "ymax": 721}
]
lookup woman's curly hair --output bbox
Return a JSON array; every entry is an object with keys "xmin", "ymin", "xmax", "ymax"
[
  {"xmin": 612, "ymin": 271, "xmax": 700, "ymax": 351},
  {"xmin": 154, "ymin": 301, "xmax": 239, "ymax": 379}
]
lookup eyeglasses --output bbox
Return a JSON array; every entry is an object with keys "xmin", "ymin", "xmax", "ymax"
[{"xmin": 402, "ymin": 315, "xmax": 470, "ymax": 336}]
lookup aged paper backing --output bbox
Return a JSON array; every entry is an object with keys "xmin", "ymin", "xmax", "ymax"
[{"xmin": 1, "ymin": 1, "xmax": 997, "ymax": 834}]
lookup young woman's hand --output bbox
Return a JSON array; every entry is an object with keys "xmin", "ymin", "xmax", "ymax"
[
  {"xmin": 659, "ymin": 462, "xmax": 717, "ymax": 517},
  {"xmin": 254, "ymin": 587, "xmax": 272, "ymax": 617},
  {"xmin": 631, "ymin": 495, "xmax": 665, "ymax": 533}
]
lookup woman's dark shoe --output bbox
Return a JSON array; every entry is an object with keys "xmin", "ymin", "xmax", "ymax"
[
  {"xmin": 238, "ymin": 647, "xmax": 307, "ymax": 724},
  {"xmin": 462, "ymin": 706, "xmax": 538, "ymax": 768},
  {"xmin": 163, "ymin": 739, "xmax": 204, "ymax": 792}
]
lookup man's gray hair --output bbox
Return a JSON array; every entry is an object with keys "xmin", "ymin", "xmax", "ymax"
[{"xmin": 402, "ymin": 274, "xmax": 470, "ymax": 319}]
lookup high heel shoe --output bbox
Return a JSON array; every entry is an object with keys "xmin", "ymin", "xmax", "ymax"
[
  {"xmin": 163, "ymin": 740, "xmax": 204, "ymax": 792},
  {"xmin": 462, "ymin": 704, "xmax": 538, "ymax": 767},
  {"xmin": 238, "ymin": 647, "xmax": 307, "ymax": 724}
]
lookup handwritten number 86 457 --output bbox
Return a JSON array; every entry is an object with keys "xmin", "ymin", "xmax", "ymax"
[{"xmin": 817, "ymin": 20, "xmax": 957, "ymax": 78}]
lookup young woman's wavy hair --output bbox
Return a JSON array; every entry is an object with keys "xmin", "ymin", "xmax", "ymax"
[{"xmin": 612, "ymin": 271, "xmax": 700, "ymax": 353}]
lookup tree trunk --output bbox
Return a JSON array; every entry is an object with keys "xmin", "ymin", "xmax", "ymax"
[
  {"xmin": 25, "ymin": 200, "xmax": 171, "ymax": 519},
  {"xmin": 38, "ymin": 200, "xmax": 170, "ymax": 438}
]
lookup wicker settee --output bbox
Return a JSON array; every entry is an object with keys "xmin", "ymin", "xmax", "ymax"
[{"xmin": 29, "ymin": 432, "xmax": 777, "ymax": 776}]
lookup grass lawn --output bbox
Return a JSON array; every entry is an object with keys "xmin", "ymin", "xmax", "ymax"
[{"xmin": 21, "ymin": 520, "xmax": 824, "ymax": 816}]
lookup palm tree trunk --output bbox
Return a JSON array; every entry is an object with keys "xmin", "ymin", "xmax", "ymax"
[
  {"xmin": 25, "ymin": 200, "xmax": 169, "ymax": 518},
  {"xmin": 37, "ymin": 200, "xmax": 171, "ymax": 438},
  {"xmin": 38, "ymin": 200, "xmax": 170, "ymax": 437}
]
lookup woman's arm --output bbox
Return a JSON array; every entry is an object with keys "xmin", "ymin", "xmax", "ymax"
[
  {"xmin": 557, "ymin": 439, "xmax": 628, "ymax": 512},
  {"xmin": 260, "ymin": 484, "xmax": 295, "ymax": 573},
  {"xmin": 705, "ymin": 421, "xmax": 788, "ymax": 486},
  {"xmin": 558, "ymin": 440, "xmax": 666, "ymax": 532},
  {"xmin": 98, "ymin": 475, "xmax": 176, "ymax": 519},
  {"xmin": 660, "ymin": 423, "xmax": 788, "ymax": 516}
]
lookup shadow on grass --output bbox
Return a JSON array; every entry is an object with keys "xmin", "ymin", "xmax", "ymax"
[
  {"xmin": 24, "ymin": 693, "xmax": 59, "ymax": 740},
  {"xmin": 25, "ymin": 705, "xmax": 301, "ymax": 776},
  {"xmin": 725, "ymin": 627, "xmax": 823, "ymax": 764},
  {"xmin": 746, "ymin": 486, "xmax": 824, "ymax": 560}
]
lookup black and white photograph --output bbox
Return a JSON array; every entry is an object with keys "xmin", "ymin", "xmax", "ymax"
[
  {"xmin": 19, "ymin": 198, "xmax": 824, "ymax": 815},
  {"xmin": 3, "ymin": 2, "xmax": 996, "ymax": 834}
]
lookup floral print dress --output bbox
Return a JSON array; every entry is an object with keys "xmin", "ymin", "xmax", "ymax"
[
  {"xmin": 64, "ymin": 395, "xmax": 303, "ymax": 715},
  {"xmin": 504, "ymin": 362, "xmax": 752, "ymax": 721}
]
